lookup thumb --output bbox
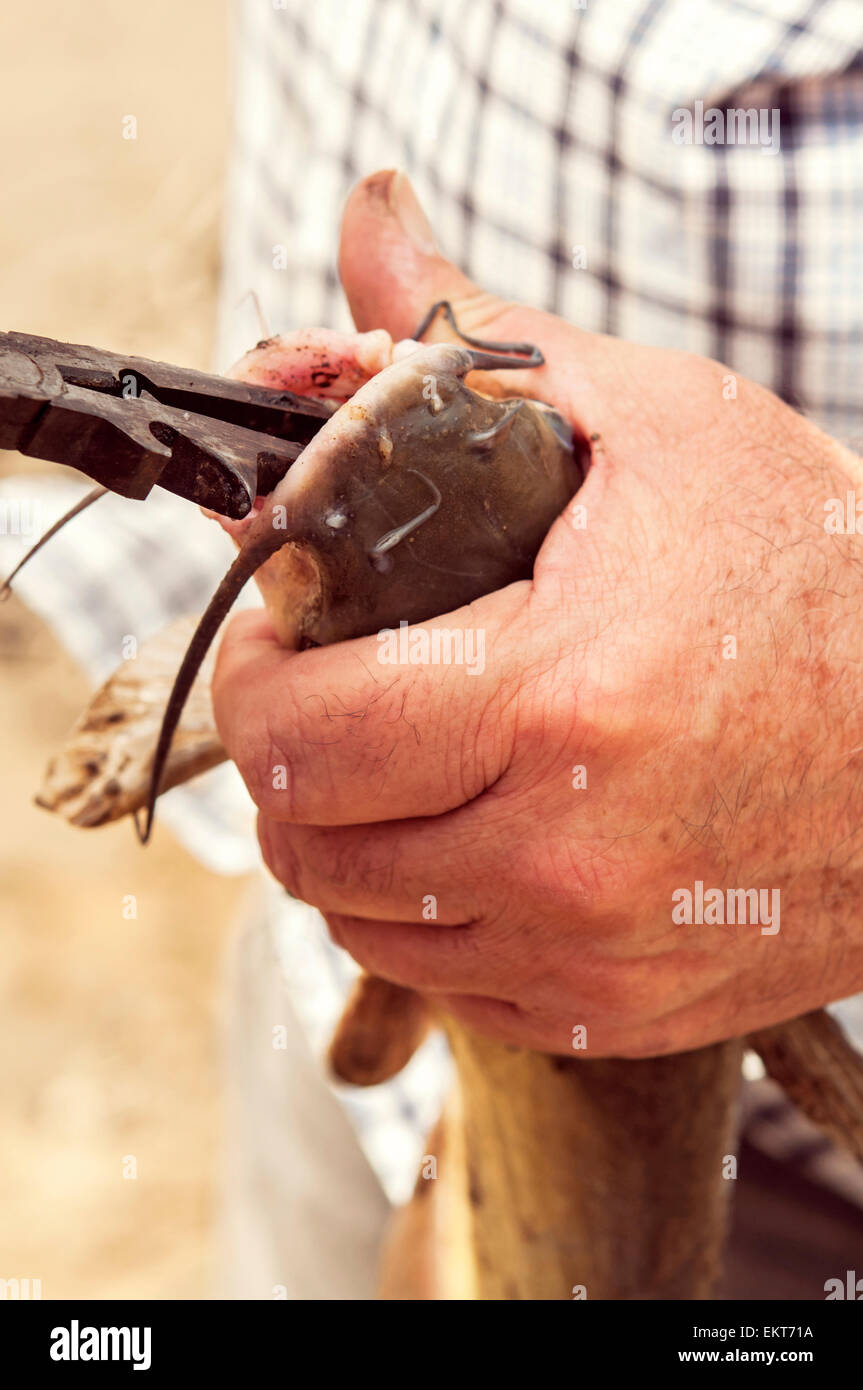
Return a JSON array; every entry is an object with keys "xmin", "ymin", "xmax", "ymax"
[
  {"xmin": 338, "ymin": 170, "xmax": 585, "ymax": 406},
  {"xmin": 338, "ymin": 169, "xmax": 519, "ymax": 345}
]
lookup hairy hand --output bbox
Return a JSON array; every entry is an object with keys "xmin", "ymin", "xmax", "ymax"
[{"xmin": 213, "ymin": 171, "xmax": 863, "ymax": 1057}]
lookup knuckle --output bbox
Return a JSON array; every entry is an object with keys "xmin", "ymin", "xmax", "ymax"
[
  {"xmin": 325, "ymin": 917, "xmax": 391, "ymax": 978},
  {"xmin": 242, "ymin": 713, "xmax": 307, "ymax": 821},
  {"xmin": 259, "ymin": 822, "xmax": 313, "ymax": 904},
  {"xmin": 325, "ymin": 830, "xmax": 395, "ymax": 901},
  {"xmin": 322, "ymin": 911, "xmax": 348, "ymax": 951},
  {"xmin": 258, "ymin": 728, "xmax": 301, "ymax": 820},
  {"xmin": 454, "ymin": 292, "xmax": 518, "ymax": 340},
  {"xmin": 585, "ymin": 960, "xmax": 638, "ymax": 1019},
  {"xmin": 582, "ymin": 957, "xmax": 654, "ymax": 1030},
  {"xmin": 516, "ymin": 834, "xmax": 622, "ymax": 919}
]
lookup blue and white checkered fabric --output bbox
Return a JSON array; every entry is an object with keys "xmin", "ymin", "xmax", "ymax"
[{"xmin": 218, "ymin": 0, "xmax": 863, "ymax": 451}]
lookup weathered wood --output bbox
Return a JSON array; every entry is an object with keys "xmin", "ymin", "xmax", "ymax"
[
  {"xmin": 749, "ymin": 1009, "xmax": 863, "ymax": 1163},
  {"xmin": 328, "ymin": 976, "xmax": 431, "ymax": 1087},
  {"xmin": 378, "ymin": 1109, "xmax": 477, "ymax": 1300},
  {"xmin": 439, "ymin": 1026, "xmax": 744, "ymax": 1300},
  {"xmin": 36, "ymin": 614, "xmax": 226, "ymax": 826}
]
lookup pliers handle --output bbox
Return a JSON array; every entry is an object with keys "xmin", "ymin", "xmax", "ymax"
[{"xmin": 0, "ymin": 331, "xmax": 335, "ymax": 519}]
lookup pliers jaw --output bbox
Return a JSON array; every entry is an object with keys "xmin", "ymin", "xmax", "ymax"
[{"xmin": 0, "ymin": 331, "xmax": 334, "ymax": 519}]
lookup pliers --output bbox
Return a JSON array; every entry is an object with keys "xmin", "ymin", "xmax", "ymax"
[{"xmin": 0, "ymin": 329, "xmax": 334, "ymax": 520}]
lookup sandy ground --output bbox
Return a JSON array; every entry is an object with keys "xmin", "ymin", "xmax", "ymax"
[{"xmin": 0, "ymin": 1, "xmax": 247, "ymax": 1298}]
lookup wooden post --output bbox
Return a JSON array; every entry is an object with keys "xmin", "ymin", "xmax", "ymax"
[{"xmin": 420, "ymin": 1027, "xmax": 744, "ymax": 1300}]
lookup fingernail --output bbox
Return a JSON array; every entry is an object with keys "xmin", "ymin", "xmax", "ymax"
[{"xmin": 388, "ymin": 171, "xmax": 439, "ymax": 255}]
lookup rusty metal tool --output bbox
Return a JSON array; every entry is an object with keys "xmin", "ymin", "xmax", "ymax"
[{"xmin": 0, "ymin": 330, "xmax": 334, "ymax": 519}]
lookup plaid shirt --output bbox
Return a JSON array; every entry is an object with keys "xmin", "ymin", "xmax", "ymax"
[
  {"xmin": 219, "ymin": 0, "xmax": 863, "ymax": 447},
  {"xmin": 6, "ymin": 0, "xmax": 863, "ymax": 1206}
]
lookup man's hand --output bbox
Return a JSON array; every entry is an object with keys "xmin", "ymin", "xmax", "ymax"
[{"xmin": 213, "ymin": 170, "xmax": 863, "ymax": 1057}]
